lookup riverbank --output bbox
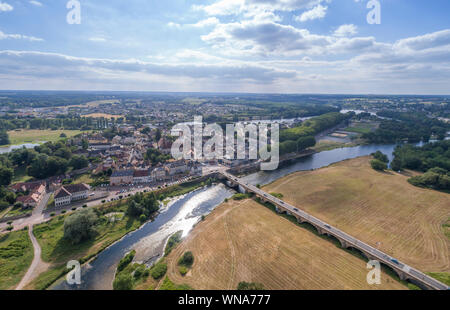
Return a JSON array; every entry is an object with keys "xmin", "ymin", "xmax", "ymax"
[
  {"xmin": 21, "ymin": 144, "xmax": 405, "ymax": 290},
  {"xmin": 21, "ymin": 177, "xmax": 213, "ymax": 290}
]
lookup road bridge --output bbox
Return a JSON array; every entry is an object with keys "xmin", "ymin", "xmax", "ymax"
[{"xmin": 219, "ymin": 171, "xmax": 449, "ymax": 291}]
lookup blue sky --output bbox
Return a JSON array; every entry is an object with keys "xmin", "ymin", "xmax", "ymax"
[{"xmin": 0, "ymin": 0, "xmax": 450, "ymax": 94}]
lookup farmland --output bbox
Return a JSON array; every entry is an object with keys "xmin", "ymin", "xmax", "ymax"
[
  {"xmin": 81, "ymin": 113, "xmax": 124, "ymax": 119},
  {"xmin": 264, "ymin": 156, "xmax": 450, "ymax": 275},
  {"xmin": 6, "ymin": 129, "xmax": 84, "ymax": 145},
  {"xmin": 165, "ymin": 199, "xmax": 405, "ymax": 290}
]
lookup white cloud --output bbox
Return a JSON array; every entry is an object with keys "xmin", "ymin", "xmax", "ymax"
[
  {"xmin": 334, "ymin": 24, "xmax": 357, "ymax": 37},
  {"xmin": 89, "ymin": 37, "xmax": 107, "ymax": 42},
  {"xmin": 29, "ymin": 1, "xmax": 43, "ymax": 7},
  {"xmin": 0, "ymin": 1, "xmax": 13, "ymax": 11},
  {"xmin": 0, "ymin": 50, "xmax": 296, "ymax": 86},
  {"xmin": 194, "ymin": 0, "xmax": 329, "ymax": 16},
  {"xmin": 192, "ymin": 17, "xmax": 220, "ymax": 28},
  {"xmin": 0, "ymin": 30, "xmax": 43, "ymax": 42},
  {"xmin": 296, "ymin": 4, "xmax": 327, "ymax": 22},
  {"xmin": 395, "ymin": 29, "xmax": 450, "ymax": 51}
]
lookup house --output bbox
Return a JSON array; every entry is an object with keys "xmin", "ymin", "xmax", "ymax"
[
  {"xmin": 157, "ymin": 137, "xmax": 172, "ymax": 154},
  {"xmin": 10, "ymin": 181, "xmax": 46, "ymax": 208},
  {"xmin": 16, "ymin": 194, "xmax": 40, "ymax": 208},
  {"xmin": 151, "ymin": 167, "xmax": 167, "ymax": 181},
  {"xmin": 10, "ymin": 181, "xmax": 46, "ymax": 195},
  {"xmin": 54, "ymin": 183, "xmax": 90, "ymax": 207},
  {"xmin": 110, "ymin": 170, "xmax": 134, "ymax": 186},
  {"xmin": 166, "ymin": 160, "xmax": 189, "ymax": 176},
  {"xmin": 133, "ymin": 169, "xmax": 152, "ymax": 183}
]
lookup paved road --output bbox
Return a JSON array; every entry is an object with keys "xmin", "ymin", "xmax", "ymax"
[{"xmin": 221, "ymin": 171, "xmax": 449, "ymax": 291}]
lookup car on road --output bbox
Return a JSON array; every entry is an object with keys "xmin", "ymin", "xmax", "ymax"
[
  {"xmin": 293, "ymin": 208, "xmax": 299, "ymax": 212},
  {"xmin": 324, "ymin": 224, "xmax": 331, "ymax": 229},
  {"xmin": 390, "ymin": 258, "xmax": 400, "ymax": 265}
]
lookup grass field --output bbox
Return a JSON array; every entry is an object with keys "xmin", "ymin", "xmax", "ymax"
[
  {"xmin": 6, "ymin": 129, "xmax": 84, "ymax": 145},
  {"xmin": 264, "ymin": 156, "xmax": 450, "ymax": 275},
  {"xmin": 165, "ymin": 199, "xmax": 405, "ymax": 290},
  {"xmin": 27, "ymin": 202, "xmax": 141, "ymax": 290},
  {"xmin": 0, "ymin": 229, "xmax": 34, "ymax": 290},
  {"xmin": 81, "ymin": 113, "xmax": 123, "ymax": 119},
  {"xmin": 344, "ymin": 121, "xmax": 379, "ymax": 134}
]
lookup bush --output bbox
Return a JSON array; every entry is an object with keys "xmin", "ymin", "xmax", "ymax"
[
  {"xmin": 113, "ymin": 273, "xmax": 133, "ymax": 290},
  {"xmin": 139, "ymin": 214, "xmax": 147, "ymax": 223},
  {"xmin": 50, "ymin": 213, "xmax": 55, "ymax": 217},
  {"xmin": 71, "ymin": 207, "xmax": 76, "ymax": 211},
  {"xmin": 179, "ymin": 266, "xmax": 188, "ymax": 276},
  {"xmin": 117, "ymin": 250, "xmax": 136, "ymax": 272},
  {"xmin": 133, "ymin": 266, "xmax": 146, "ymax": 279},
  {"xmin": 6, "ymin": 226, "xmax": 13, "ymax": 231},
  {"xmin": 82, "ymin": 205, "xmax": 88, "ymax": 208},
  {"xmin": 63, "ymin": 208, "xmax": 98, "ymax": 245},
  {"xmin": 370, "ymin": 159, "xmax": 388, "ymax": 171},
  {"xmin": 372, "ymin": 151, "xmax": 389, "ymax": 163},
  {"xmin": 61, "ymin": 210, "xmax": 66, "ymax": 214},
  {"xmin": 151, "ymin": 260, "xmax": 168, "ymax": 280},
  {"xmin": 178, "ymin": 251, "xmax": 194, "ymax": 267},
  {"xmin": 237, "ymin": 282, "xmax": 264, "ymax": 290}
]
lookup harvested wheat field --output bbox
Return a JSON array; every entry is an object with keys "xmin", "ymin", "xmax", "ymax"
[
  {"xmin": 166, "ymin": 199, "xmax": 405, "ymax": 290},
  {"xmin": 264, "ymin": 156, "xmax": 450, "ymax": 274}
]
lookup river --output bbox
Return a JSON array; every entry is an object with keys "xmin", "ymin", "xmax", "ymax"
[
  {"xmin": 52, "ymin": 143, "xmax": 399, "ymax": 290},
  {"xmin": 0, "ymin": 143, "xmax": 40, "ymax": 154}
]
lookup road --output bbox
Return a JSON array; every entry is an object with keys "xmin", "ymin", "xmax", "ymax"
[
  {"xmin": 221, "ymin": 171, "xmax": 449, "ymax": 291},
  {"xmin": 15, "ymin": 224, "xmax": 49, "ymax": 290}
]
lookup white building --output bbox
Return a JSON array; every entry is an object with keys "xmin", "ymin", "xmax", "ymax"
[{"xmin": 54, "ymin": 183, "xmax": 90, "ymax": 207}]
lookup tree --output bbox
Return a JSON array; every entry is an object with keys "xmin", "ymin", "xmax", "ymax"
[
  {"xmin": 178, "ymin": 251, "xmax": 194, "ymax": 267},
  {"xmin": 237, "ymin": 282, "xmax": 264, "ymax": 290},
  {"xmin": 155, "ymin": 128, "xmax": 162, "ymax": 142},
  {"xmin": 113, "ymin": 273, "xmax": 133, "ymax": 290},
  {"xmin": 391, "ymin": 158, "xmax": 402, "ymax": 172},
  {"xmin": 297, "ymin": 136, "xmax": 316, "ymax": 151},
  {"xmin": 0, "ymin": 166, "xmax": 13, "ymax": 186},
  {"xmin": 0, "ymin": 130, "xmax": 10, "ymax": 146},
  {"xmin": 371, "ymin": 159, "xmax": 388, "ymax": 171},
  {"xmin": 63, "ymin": 209, "xmax": 98, "ymax": 244},
  {"xmin": 69, "ymin": 155, "xmax": 89, "ymax": 170},
  {"xmin": 81, "ymin": 139, "xmax": 89, "ymax": 150},
  {"xmin": 372, "ymin": 151, "xmax": 389, "ymax": 163},
  {"xmin": 140, "ymin": 127, "xmax": 150, "ymax": 135}
]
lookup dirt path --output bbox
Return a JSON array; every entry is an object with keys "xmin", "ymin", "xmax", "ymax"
[{"xmin": 15, "ymin": 225, "xmax": 49, "ymax": 290}]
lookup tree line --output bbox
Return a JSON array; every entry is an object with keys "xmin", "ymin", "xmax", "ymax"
[
  {"xmin": 392, "ymin": 140, "xmax": 450, "ymax": 191},
  {"xmin": 362, "ymin": 111, "xmax": 449, "ymax": 144},
  {"xmin": 278, "ymin": 112, "xmax": 352, "ymax": 155}
]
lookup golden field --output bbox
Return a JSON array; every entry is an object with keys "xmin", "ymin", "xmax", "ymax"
[
  {"xmin": 264, "ymin": 156, "xmax": 450, "ymax": 274},
  {"xmin": 165, "ymin": 199, "xmax": 405, "ymax": 290}
]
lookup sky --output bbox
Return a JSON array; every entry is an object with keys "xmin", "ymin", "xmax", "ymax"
[{"xmin": 0, "ymin": 0, "xmax": 450, "ymax": 94}]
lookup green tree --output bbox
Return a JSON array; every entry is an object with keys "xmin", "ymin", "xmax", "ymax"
[
  {"xmin": 0, "ymin": 130, "xmax": 10, "ymax": 146},
  {"xmin": 69, "ymin": 155, "xmax": 89, "ymax": 170},
  {"xmin": 372, "ymin": 151, "xmax": 389, "ymax": 163},
  {"xmin": 113, "ymin": 273, "xmax": 133, "ymax": 290},
  {"xmin": 0, "ymin": 166, "xmax": 13, "ymax": 186},
  {"xmin": 63, "ymin": 209, "xmax": 98, "ymax": 245},
  {"xmin": 371, "ymin": 159, "xmax": 388, "ymax": 171}
]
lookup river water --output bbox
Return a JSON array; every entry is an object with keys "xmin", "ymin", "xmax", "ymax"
[
  {"xmin": 53, "ymin": 143, "xmax": 399, "ymax": 290},
  {"xmin": 0, "ymin": 143, "xmax": 40, "ymax": 154}
]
